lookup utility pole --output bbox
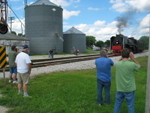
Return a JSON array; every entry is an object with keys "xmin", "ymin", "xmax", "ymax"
[
  {"xmin": 24, "ymin": 0, "xmax": 27, "ymax": 6},
  {"xmin": 8, "ymin": 16, "xmax": 14, "ymax": 32},
  {"xmin": 145, "ymin": 14, "xmax": 150, "ymax": 113}
]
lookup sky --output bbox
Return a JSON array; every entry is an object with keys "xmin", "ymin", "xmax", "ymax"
[{"xmin": 6, "ymin": 0, "xmax": 150, "ymax": 41}]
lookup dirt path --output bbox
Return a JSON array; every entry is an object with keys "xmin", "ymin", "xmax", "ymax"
[{"xmin": 0, "ymin": 106, "xmax": 8, "ymax": 113}]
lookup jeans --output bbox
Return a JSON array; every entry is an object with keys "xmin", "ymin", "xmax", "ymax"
[
  {"xmin": 9, "ymin": 67, "xmax": 17, "ymax": 74},
  {"xmin": 97, "ymin": 79, "xmax": 111, "ymax": 105},
  {"xmin": 113, "ymin": 91, "xmax": 135, "ymax": 113}
]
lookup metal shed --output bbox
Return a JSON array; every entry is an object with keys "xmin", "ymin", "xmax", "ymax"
[
  {"xmin": 0, "ymin": 33, "xmax": 29, "ymax": 53},
  {"xmin": 63, "ymin": 27, "xmax": 86, "ymax": 53},
  {"xmin": 25, "ymin": 0, "xmax": 63, "ymax": 54}
]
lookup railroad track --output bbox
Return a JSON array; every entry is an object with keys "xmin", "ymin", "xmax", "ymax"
[
  {"xmin": 32, "ymin": 54, "xmax": 109, "ymax": 68},
  {"xmin": 32, "ymin": 50, "xmax": 148, "ymax": 68},
  {"xmin": 0, "ymin": 54, "xmax": 114, "ymax": 72},
  {"xmin": 0, "ymin": 51, "xmax": 147, "ymax": 72}
]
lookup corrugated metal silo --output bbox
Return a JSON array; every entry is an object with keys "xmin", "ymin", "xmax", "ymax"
[
  {"xmin": 63, "ymin": 27, "xmax": 86, "ymax": 53},
  {"xmin": 25, "ymin": 0, "xmax": 63, "ymax": 54}
]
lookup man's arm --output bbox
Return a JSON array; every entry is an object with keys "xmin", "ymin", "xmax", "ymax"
[
  {"xmin": 27, "ymin": 63, "xmax": 32, "ymax": 74},
  {"xmin": 129, "ymin": 52, "xmax": 140, "ymax": 65}
]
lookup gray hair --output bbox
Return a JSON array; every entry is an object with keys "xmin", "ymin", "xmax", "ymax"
[{"xmin": 100, "ymin": 50, "xmax": 107, "ymax": 57}]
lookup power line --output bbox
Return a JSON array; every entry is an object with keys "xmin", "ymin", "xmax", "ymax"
[
  {"xmin": 7, "ymin": 4, "xmax": 25, "ymax": 34},
  {"xmin": 8, "ymin": 16, "xmax": 14, "ymax": 32}
]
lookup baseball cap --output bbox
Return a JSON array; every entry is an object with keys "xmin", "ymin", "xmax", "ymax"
[{"xmin": 22, "ymin": 45, "xmax": 29, "ymax": 49}]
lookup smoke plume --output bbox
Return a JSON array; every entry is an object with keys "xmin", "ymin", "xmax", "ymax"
[{"xmin": 116, "ymin": 11, "xmax": 136, "ymax": 34}]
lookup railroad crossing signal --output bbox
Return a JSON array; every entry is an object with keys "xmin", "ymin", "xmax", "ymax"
[{"xmin": 0, "ymin": 46, "xmax": 7, "ymax": 68}]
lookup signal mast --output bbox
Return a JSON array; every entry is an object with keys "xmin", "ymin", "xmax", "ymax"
[{"xmin": 0, "ymin": 0, "xmax": 8, "ymax": 34}]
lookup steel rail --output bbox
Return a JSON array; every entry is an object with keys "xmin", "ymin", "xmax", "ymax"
[{"xmin": 1, "ymin": 54, "xmax": 114, "ymax": 71}]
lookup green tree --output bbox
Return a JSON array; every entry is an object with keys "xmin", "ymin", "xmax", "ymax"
[
  {"xmin": 138, "ymin": 36, "xmax": 149, "ymax": 50},
  {"xmin": 86, "ymin": 36, "xmax": 96, "ymax": 49},
  {"xmin": 104, "ymin": 40, "xmax": 110, "ymax": 48},
  {"xmin": 95, "ymin": 40, "xmax": 104, "ymax": 48},
  {"xmin": 18, "ymin": 33, "xmax": 23, "ymax": 37},
  {"xmin": 11, "ymin": 31, "xmax": 17, "ymax": 35}
]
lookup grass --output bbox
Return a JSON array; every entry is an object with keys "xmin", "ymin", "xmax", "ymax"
[{"xmin": 0, "ymin": 56, "xmax": 148, "ymax": 113}]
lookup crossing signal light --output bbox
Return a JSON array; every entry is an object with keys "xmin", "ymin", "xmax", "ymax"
[{"xmin": 0, "ymin": 23, "xmax": 8, "ymax": 34}]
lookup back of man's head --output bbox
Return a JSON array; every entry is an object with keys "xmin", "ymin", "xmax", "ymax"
[
  {"xmin": 100, "ymin": 50, "xmax": 107, "ymax": 57},
  {"xmin": 121, "ymin": 48, "xmax": 130, "ymax": 58},
  {"xmin": 11, "ymin": 45, "xmax": 16, "ymax": 51}
]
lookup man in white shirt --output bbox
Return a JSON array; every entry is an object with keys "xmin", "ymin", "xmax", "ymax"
[{"xmin": 15, "ymin": 45, "xmax": 32, "ymax": 97}]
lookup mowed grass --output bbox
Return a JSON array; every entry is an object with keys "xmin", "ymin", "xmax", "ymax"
[{"xmin": 0, "ymin": 56, "xmax": 147, "ymax": 113}]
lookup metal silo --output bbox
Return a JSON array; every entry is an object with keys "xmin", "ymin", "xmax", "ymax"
[
  {"xmin": 25, "ymin": 0, "xmax": 63, "ymax": 54},
  {"xmin": 63, "ymin": 27, "xmax": 86, "ymax": 53}
]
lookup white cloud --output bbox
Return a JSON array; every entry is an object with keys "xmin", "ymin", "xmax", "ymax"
[
  {"xmin": 63, "ymin": 9, "xmax": 80, "ymax": 19},
  {"xmin": 94, "ymin": 21, "xmax": 106, "ymax": 26},
  {"xmin": 140, "ymin": 28, "xmax": 149, "ymax": 34},
  {"xmin": 88, "ymin": 7, "xmax": 100, "ymax": 11},
  {"xmin": 139, "ymin": 14, "xmax": 150, "ymax": 36},
  {"xmin": 8, "ymin": 18, "xmax": 25, "ymax": 34},
  {"xmin": 140, "ymin": 14, "xmax": 150, "ymax": 28},
  {"xmin": 50, "ymin": 0, "xmax": 70, "ymax": 7},
  {"xmin": 64, "ymin": 16, "xmax": 149, "ymax": 41},
  {"xmin": 110, "ymin": 0, "xmax": 150, "ymax": 12},
  {"xmin": 111, "ymin": 2, "xmax": 129, "ymax": 12},
  {"xmin": 50, "ymin": 0, "xmax": 80, "ymax": 7},
  {"xmin": 127, "ymin": 0, "xmax": 150, "ymax": 12},
  {"xmin": 72, "ymin": 21, "xmax": 118, "ymax": 41}
]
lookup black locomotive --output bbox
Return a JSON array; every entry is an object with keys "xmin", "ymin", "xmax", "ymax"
[{"xmin": 110, "ymin": 34, "xmax": 143, "ymax": 55}]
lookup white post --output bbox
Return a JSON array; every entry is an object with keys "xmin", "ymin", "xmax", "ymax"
[{"xmin": 145, "ymin": 14, "xmax": 150, "ymax": 113}]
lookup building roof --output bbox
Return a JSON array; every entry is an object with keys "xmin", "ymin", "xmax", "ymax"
[
  {"xmin": 0, "ymin": 33, "xmax": 29, "ymax": 41},
  {"xmin": 64, "ymin": 27, "xmax": 85, "ymax": 34},
  {"xmin": 30, "ymin": 0, "xmax": 58, "ymax": 6}
]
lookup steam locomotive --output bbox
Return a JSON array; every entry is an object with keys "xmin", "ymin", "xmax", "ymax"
[{"xmin": 110, "ymin": 34, "xmax": 143, "ymax": 55}]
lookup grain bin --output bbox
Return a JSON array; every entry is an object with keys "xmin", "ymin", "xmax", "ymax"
[
  {"xmin": 25, "ymin": 0, "xmax": 63, "ymax": 54},
  {"xmin": 63, "ymin": 27, "xmax": 86, "ymax": 53}
]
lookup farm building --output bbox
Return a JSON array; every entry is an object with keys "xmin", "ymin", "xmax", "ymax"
[{"xmin": 0, "ymin": 33, "xmax": 29, "ymax": 53}]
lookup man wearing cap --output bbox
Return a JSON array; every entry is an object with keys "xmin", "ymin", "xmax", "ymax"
[{"xmin": 15, "ymin": 45, "xmax": 32, "ymax": 97}]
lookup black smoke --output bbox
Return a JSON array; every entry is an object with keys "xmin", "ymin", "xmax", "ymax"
[{"xmin": 116, "ymin": 11, "xmax": 136, "ymax": 34}]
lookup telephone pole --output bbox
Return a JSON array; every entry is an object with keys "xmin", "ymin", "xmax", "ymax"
[
  {"xmin": 145, "ymin": 13, "xmax": 150, "ymax": 113},
  {"xmin": 8, "ymin": 16, "xmax": 14, "ymax": 32},
  {"xmin": 24, "ymin": 0, "xmax": 27, "ymax": 6}
]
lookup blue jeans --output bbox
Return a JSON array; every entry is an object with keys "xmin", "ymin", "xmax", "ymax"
[
  {"xmin": 113, "ymin": 91, "xmax": 135, "ymax": 113},
  {"xmin": 9, "ymin": 67, "xmax": 17, "ymax": 74},
  {"xmin": 97, "ymin": 79, "xmax": 111, "ymax": 105}
]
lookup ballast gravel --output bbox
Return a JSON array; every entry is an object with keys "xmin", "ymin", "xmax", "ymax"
[{"xmin": 30, "ymin": 52, "xmax": 149, "ymax": 78}]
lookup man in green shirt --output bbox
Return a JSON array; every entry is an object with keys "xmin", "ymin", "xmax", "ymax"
[
  {"xmin": 8, "ymin": 45, "xmax": 18, "ymax": 83},
  {"xmin": 113, "ymin": 48, "xmax": 140, "ymax": 113}
]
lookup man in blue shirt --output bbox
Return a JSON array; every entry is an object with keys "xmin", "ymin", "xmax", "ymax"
[{"xmin": 95, "ymin": 50, "xmax": 114, "ymax": 105}]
